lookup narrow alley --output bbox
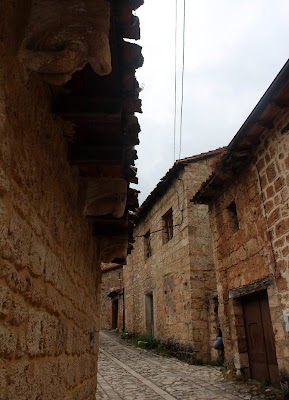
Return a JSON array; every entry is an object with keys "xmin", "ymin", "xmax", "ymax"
[{"xmin": 96, "ymin": 331, "xmax": 281, "ymax": 400}]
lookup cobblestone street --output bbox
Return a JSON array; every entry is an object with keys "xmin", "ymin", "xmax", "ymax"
[{"xmin": 96, "ymin": 331, "xmax": 282, "ymax": 400}]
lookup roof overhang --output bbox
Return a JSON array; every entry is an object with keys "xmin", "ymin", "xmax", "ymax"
[
  {"xmin": 137, "ymin": 148, "xmax": 225, "ymax": 220},
  {"xmin": 107, "ymin": 287, "xmax": 121, "ymax": 297},
  {"xmin": 18, "ymin": 0, "xmax": 144, "ymax": 264},
  {"xmin": 193, "ymin": 59, "xmax": 289, "ymax": 205}
]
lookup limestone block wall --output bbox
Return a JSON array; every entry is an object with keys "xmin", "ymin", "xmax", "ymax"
[
  {"xmin": 255, "ymin": 110, "xmax": 289, "ymax": 315},
  {"xmin": 124, "ymin": 168, "xmax": 190, "ymax": 346},
  {"xmin": 124, "ymin": 156, "xmax": 219, "ymax": 362},
  {"xmin": 185, "ymin": 161, "xmax": 218, "ymax": 361},
  {"xmin": 0, "ymin": 5, "xmax": 101, "ymax": 399},
  {"xmin": 210, "ymin": 109, "xmax": 289, "ymax": 378},
  {"xmin": 101, "ymin": 266, "xmax": 123, "ymax": 330}
]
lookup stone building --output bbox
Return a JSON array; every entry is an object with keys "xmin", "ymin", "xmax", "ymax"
[
  {"xmin": 124, "ymin": 149, "xmax": 224, "ymax": 363},
  {"xmin": 0, "ymin": 1, "xmax": 142, "ymax": 399},
  {"xmin": 101, "ymin": 264, "xmax": 124, "ymax": 331},
  {"xmin": 193, "ymin": 60, "xmax": 289, "ymax": 386}
]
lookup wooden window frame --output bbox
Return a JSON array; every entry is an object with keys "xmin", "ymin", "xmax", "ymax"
[
  {"xmin": 144, "ymin": 229, "xmax": 152, "ymax": 258},
  {"xmin": 162, "ymin": 208, "xmax": 173, "ymax": 244},
  {"xmin": 227, "ymin": 201, "xmax": 239, "ymax": 233}
]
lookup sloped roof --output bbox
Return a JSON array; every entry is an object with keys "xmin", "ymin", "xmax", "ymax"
[
  {"xmin": 137, "ymin": 148, "xmax": 225, "ymax": 220},
  {"xmin": 193, "ymin": 59, "xmax": 289, "ymax": 204},
  {"xmin": 101, "ymin": 263, "xmax": 123, "ymax": 273},
  {"xmin": 107, "ymin": 288, "xmax": 121, "ymax": 297}
]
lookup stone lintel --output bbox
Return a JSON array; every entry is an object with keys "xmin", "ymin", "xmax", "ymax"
[{"xmin": 228, "ymin": 275, "xmax": 274, "ymax": 299}]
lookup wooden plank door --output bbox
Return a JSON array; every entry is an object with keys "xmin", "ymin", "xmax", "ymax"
[
  {"xmin": 242, "ymin": 291, "xmax": 280, "ymax": 387},
  {"xmin": 112, "ymin": 299, "xmax": 119, "ymax": 329},
  {"xmin": 145, "ymin": 293, "xmax": 154, "ymax": 335}
]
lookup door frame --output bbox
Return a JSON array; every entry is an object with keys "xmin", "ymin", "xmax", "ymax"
[
  {"xmin": 227, "ymin": 277, "xmax": 281, "ymax": 387},
  {"xmin": 112, "ymin": 298, "xmax": 119, "ymax": 329},
  {"xmin": 241, "ymin": 290, "xmax": 280, "ymax": 386},
  {"xmin": 145, "ymin": 291, "xmax": 154, "ymax": 335}
]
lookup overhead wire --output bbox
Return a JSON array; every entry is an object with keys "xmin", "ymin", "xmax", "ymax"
[
  {"xmin": 178, "ymin": 0, "xmax": 186, "ymax": 160},
  {"xmin": 173, "ymin": 0, "xmax": 178, "ymax": 162},
  {"xmin": 134, "ymin": 176, "xmax": 186, "ymax": 239}
]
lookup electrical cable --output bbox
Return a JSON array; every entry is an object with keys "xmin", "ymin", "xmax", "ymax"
[
  {"xmin": 173, "ymin": 0, "xmax": 178, "ymax": 162},
  {"xmin": 135, "ymin": 223, "xmax": 181, "ymax": 238},
  {"xmin": 178, "ymin": 0, "xmax": 186, "ymax": 160},
  {"xmin": 135, "ymin": 176, "xmax": 186, "ymax": 238}
]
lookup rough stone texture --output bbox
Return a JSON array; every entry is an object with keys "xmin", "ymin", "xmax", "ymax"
[
  {"xmin": 210, "ymin": 109, "xmax": 289, "ymax": 380},
  {"xmin": 83, "ymin": 179, "xmax": 127, "ymax": 219},
  {"xmin": 124, "ymin": 156, "xmax": 221, "ymax": 363},
  {"xmin": 19, "ymin": 0, "xmax": 111, "ymax": 85},
  {"xmin": 96, "ymin": 330, "xmax": 283, "ymax": 400},
  {"xmin": 101, "ymin": 265, "xmax": 124, "ymax": 331},
  {"xmin": 0, "ymin": 2, "xmax": 102, "ymax": 398}
]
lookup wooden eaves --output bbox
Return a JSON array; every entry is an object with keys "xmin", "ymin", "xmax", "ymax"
[
  {"xmin": 192, "ymin": 59, "xmax": 289, "ymax": 205},
  {"xmin": 51, "ymin": 0, "xmax": 144, "ymax": 262},
  {"xmin": 137, "ymin": 148, "xmax": 225, "ymax": 221}
]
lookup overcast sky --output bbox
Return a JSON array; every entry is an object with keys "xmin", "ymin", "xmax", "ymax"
[{"xmin": 131, "ymin": 0, "xmax": 289, "ymax": 204}]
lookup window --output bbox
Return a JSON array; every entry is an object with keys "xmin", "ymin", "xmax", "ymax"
[
  {"xmin": 144, "ymin": 230, "xmax": 152, "ymax": 258},
  {"xmin": 162, "ymin": 208, "xmax": 173, "ymax": 244},
  {"xmin": 227, "ymin": 201, "xmax": 239, "ymax": 233}
]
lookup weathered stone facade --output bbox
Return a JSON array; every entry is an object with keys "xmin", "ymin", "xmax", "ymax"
[
  {"xmin": 124, "ymin": 150, "xmax": 224, "ymax": 363},
  {"xmin": 210, "ymin": 125, "xmax": 289, "ymax": 382},
  {"xmin": 194, "ymin": 61, "xmax": 289, "ymax": 386},
  {"xmin": 0, "ymin": 43, "xmax": 101, "ymax": 400},
  {"xmin": 0, "ymin": 1, "xmax": 142, "ymax": 398},
  {"xmin": 101, "ymin": 265, "xmax": 124, "ymax": 331}
]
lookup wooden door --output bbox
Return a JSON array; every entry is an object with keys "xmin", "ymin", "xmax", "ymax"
[
  {"xmin": 242, "ymin": 291, "xmax": 280, "ymax": 386},
  {"xmin": 145, "ymin": 293, "xmax": 154, "ymax": 335},
  {"xmin": 112, "ymin": 299, "xmax": 119, "ymax": 329},
  {"xmin": 150, "ymin": 294, "xmax": 154, "ymax": 335}
]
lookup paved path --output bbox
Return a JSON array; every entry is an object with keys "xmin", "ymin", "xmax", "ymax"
[{"xmin": 96, "ymin": 331, "xmax": 281, "ymax": 400}]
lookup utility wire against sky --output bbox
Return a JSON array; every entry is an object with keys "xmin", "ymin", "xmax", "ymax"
[
  {"xmin": 173, "ymin": 0, "xmax": 186, "ymax": 162},
  {"xmin": 173, "ymin": 0, "xmax": 178, "ymax": 162},
  {"xmin": 178, "ymin": 0, "xmax": 186, "ymax": 160}
]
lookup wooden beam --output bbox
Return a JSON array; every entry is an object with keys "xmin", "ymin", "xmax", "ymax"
[
  {"xmin": 86, "ymin": 215, "xmax": 128, "ymax": 225},
  {"xmin": 70, "ymin": 145, "xmax": 122, "ymax": 163},
  {"xmin": 273, "ymin": 99, "xmax": 289, "ymax": 109},
  {"xmin": 78, "ymin": 164, "xmax": 124, "ymax": 178},
  {"xmin": 257, "ymin": 118, "xmax": 275, "ymax": 129},
  {"xmin": 112, "ymin": 257, "xmax": 126, "ymax": 264},
  {"xmin": 54, "ymin": 95, "xmax": 121, "ymax": 119},
  {"xmin": 93, "ymin": 223, "xmax": 128, "ymax": 237}
]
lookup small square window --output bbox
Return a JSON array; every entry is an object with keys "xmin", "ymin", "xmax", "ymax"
[
  {"xmin": 227, "ymin": 201, "xmax": 239, "ymax": 233},
  {"xmin": 144, "ymin": 230, "xmax": 152, "ymax": 258},
  {"xmin": 162, "ymin": 208, "xmax": 173, "ymax": 244}
]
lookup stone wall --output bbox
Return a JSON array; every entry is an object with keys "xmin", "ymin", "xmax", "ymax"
[
  {"xmin": 0, "ymin": 3, "xmax": 101, "ymax": 398},
  {"xmin": 185, "ymin": 161, "xmax": 219, "ymax": 361},
  {"xmin": 101, "ymin": 266, "xmax": 124, "ymax": 331},
  {"xmin": 210, "ymin": 109, "xmax": 289, "ymax": 379},
  {"xmin": 124, "ymin": 155, "xmax": 220, "ymax": 362}
]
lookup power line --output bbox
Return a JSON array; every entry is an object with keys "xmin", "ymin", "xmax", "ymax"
[
  {"xmin": 179, "ymin": 0, "xmax": 186, "ymax": 160},
  {"xmin": 173, "ymin": 0, "xmax": 178, "ymax": 162}
]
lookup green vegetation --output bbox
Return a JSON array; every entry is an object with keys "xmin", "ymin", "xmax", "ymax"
[
  {"xmin": 281, "ymin": 386, "xmax": 289, "ymax": 400},
  {"xmin": 261, "ymin": 378, "xmax": 270, "ymax": 387},
  {"xmin": 120, "ymin": 331, "xmax": 133, "ymax": 340},
  {"xmin": 120, "ymin": 332, "xmax": 170, "ymax": 356},
  {"xmin": 209, "ymin": 353, "xmax": 224, "ymax": 367},
  {"xmin": 135, "ymin": 334, "xmax": 158, "ymax": 349}
]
